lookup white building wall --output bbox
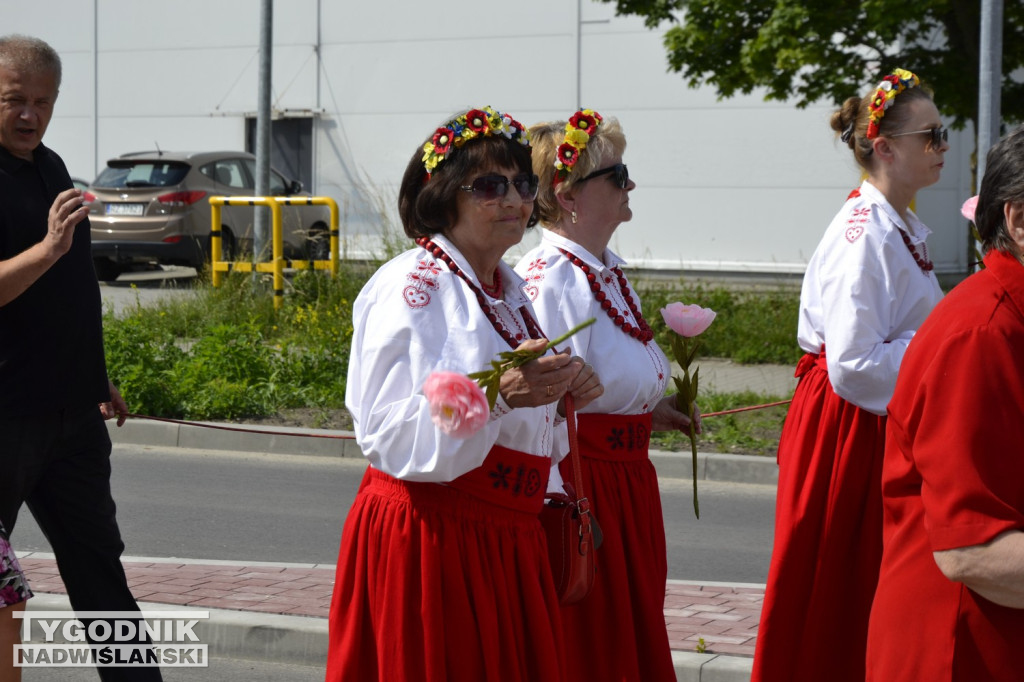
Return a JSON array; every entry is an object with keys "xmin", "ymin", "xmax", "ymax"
[{"xmin": 4, "ymin": 0, "xmax": 975, "ymax": 274}]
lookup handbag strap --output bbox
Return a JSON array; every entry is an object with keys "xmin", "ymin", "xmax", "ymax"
[{"xmin": 563, "ymin": 393, "xmax": 593, "ymax": 552}]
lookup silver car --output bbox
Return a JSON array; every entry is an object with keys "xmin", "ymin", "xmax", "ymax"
[{"xmin": 88, "ymin": 150, "xmax": 331, "ymax": 280}]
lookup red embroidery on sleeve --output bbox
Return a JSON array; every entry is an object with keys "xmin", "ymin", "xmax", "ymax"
[
  {"xmin": 521, "ymin": 257, "xmax": 548, "ymax": 301},
  {"xmin": 403, "ymin": 259, "xmax": 441, "ymax": 308},
  {"xmin": 845, "ymin": 207, "xmax": 870, "ymax": 243}
]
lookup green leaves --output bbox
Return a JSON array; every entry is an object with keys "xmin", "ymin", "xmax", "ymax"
[{"xmin": 604, "ymin": 0, "xmax": 1024, "ymax": 131}]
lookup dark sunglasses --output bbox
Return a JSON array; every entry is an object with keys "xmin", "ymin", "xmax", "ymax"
[
  {"xmin": 459, "ymin": 173, "xmax": 539, "ymax": 202},
  {"xmin": 579, "ymin": 163, "xmax": 630, "ymax": 189},
  {"xmin": 890, "ymin": 125, "xmax": 948, "ymax": 149}
]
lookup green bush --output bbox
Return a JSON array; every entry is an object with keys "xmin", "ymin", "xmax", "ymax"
[
  {"xmin": 103, "ymin": 269, "xmax": 364, "ymax": 420},
  {"xmin": 104, "ymin": 268, "xmax": 800, "ymax": 456},
  {"xmin": 635, "ymin": 281, "xmax": 803, "ymax": 365}
]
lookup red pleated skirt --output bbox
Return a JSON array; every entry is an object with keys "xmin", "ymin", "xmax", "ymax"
[
  {"xmin": 556, "ymin": 412, "xmax": 676, "ymax": 682},
  {"xmin": 751, "ymin": 352, "xmax": 886, "ymax": 682},
  {"xmin": 326, "ymin": 445, "xmax": 565, "ymax": 682}
]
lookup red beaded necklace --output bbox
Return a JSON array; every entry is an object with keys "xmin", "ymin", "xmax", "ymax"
[
  {"xmin": 480, "ymin": 269, "xmax": 502, "ymax": 298},
  {"xmin": 897, "ymin": 228, "xmax": 934, "ymax": 272},
  {"xmin": 557, "ymin": 247, "xmax": 654, "ymax": 344},
  {"xmin": 416, "ymin": 237, "xmax": 543, "ymax": 349}
]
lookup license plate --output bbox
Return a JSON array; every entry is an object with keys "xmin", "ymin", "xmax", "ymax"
[{"xmin": 105, "ymin": 203, "xmax": 145, "ymax": 216}]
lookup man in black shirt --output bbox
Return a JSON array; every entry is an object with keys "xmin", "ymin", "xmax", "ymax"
[{"xmin": 0, "ymin": 34, "xmax": 162, "ymax": 680}]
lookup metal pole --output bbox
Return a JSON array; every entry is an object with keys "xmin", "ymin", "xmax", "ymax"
[
  {"xmin": 254, "ymin": 0, "xmax": 273, "ymax": 264},
  {"xmin": 92, "ymin": 0, "xmax": 99, "ymax": 179},
  {"xmin": 977, "ymin": 0, "xmax": 1003, "ymax": 184}
]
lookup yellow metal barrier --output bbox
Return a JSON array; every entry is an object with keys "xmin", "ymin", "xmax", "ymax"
[{"xmin": 209, "ymin": 195, "xmax": 341, "ymax": 309}]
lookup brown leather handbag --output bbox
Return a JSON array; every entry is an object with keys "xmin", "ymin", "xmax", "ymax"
[{"xmin": 539, "ymin": 394, "xmax": 602, "ymax": 605}]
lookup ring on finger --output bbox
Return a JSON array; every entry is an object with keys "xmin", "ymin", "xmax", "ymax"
[{"xmin": 546, "ymin": 384, "xmax": 553, "ymax": 397}]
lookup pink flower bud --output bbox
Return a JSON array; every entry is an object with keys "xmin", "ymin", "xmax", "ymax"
[
  {"xmin": 660, "ymin": 303, "xmax": 717, "ymax": 338},
  {"xmin": 423, "ymin": 371, "xmax": 490, "ymax": 438},
  {"xmin": 961, "ymin": 195, "xmax": 979, "ymax": 222}
]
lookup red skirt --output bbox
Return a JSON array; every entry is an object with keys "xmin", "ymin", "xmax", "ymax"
[
  {"xmin": 326, "ymin": 445, "xmax": 565, "ymax": 682},
  {"xmin": 556, "ymin": 412, "xmax": 676, "ymax": 682},
  {"xmin": 751, "ymin": 352, "xmax": 886, "ymax": 682}
]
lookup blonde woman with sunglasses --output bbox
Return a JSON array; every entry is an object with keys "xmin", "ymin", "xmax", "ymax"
[
  {"xmin": 752, "ymin": 69, "xmax": 947, "ymax": 682},
  {"xmin": 515, "ymin": 111, "xmax": 695, "ymax": 682}
]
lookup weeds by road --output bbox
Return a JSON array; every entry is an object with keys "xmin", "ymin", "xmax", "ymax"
[{"xmin": 103, "ymin": 267, "xmax": 798, "ymax": 456}]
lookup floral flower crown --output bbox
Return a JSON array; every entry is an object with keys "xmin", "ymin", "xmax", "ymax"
[
  {"xmin": 421, "ymin": 106, "xmax": 530, "ymax": 177},
  {"xmin": 866, "ymin": 68, "xmax": 920, "ymax": 140},
  {"xmin": 553, "ymin": 109, "xmax": 604, "ymax": 186}
]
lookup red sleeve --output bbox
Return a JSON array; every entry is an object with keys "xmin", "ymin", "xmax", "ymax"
[{"xmin": 891, "ymin": 320, "xmax": 1024, "ymax": 552}]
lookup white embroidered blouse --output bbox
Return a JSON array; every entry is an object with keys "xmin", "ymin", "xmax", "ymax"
[
  {"xmin": 345, "ymin": 234, "xmax": 565, "ymax": 482},
  {"xmin": 798, "ymin": 180, "xmax": 944, "ymax": 415},
  {"xmin": 515, "ymin": 229, "xmax": 671, "ymax": 422}
]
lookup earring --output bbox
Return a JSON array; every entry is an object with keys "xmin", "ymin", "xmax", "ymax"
[{"xmin": 571, "ymin": 210, "xmax": 578, "ymax": 224}]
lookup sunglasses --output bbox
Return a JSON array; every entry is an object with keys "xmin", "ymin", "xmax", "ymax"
[
  {"xmin": 890, "ymin": 125, "xmax": 948, "ymax": 149},
  {"xmin": 579, "ymin": 163, "xmax": 630, "ymax": 189},
  {"xmin": 459, "ymin": 173, "xmax": 539, "ymax": 202}
]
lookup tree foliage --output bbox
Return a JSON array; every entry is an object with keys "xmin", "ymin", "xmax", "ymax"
[{"xmin": 601, "ymin": 0, "xmax": 1024, "ymax": 131}]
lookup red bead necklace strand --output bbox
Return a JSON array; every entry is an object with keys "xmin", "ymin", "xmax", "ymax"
[
  {"xmin": 557, "ymin": 248, "xmax": 654, "ymax": 344},
  {"xmin": 898, "ymin": 228, "xmax": 934, "ymax": 272},
  {"xmin": 416, "ymin": 237, "xmax": 543, "ymax": 349}
]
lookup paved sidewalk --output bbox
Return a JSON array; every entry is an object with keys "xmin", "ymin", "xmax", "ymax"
[{"xmin": 18, "ymin": 553, "xmax": 761, "ymax": 680}]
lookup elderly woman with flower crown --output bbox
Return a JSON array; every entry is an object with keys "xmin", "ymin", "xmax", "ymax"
[
  {"xmin": 325, "ymin": 106, "xmax": 603, "ymax": 682},
  {"xmin": 865, "ymin": 125, "xmax": 1024, "ymax": 682},
  {"xmin": 751, "ymin": 69, "xmax": 948, "ymax": 682},
  {"xmin": 514, "ymin": 110, "xmax": 695, "ymax": 682}
]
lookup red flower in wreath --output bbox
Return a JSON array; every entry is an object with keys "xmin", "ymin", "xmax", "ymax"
[
  {"xmin": 568, "ymin": 110, "xmax": 601, "ymax": 134},
  {"xmin": 431, "ymin": 127, "xmax": 454, "ymax": 155},
  {"xmin": 557, "ymin": 142, "xmax": 579, "ymax": 167},
  {"xmin": 866, "ymin": 120, "xmax": 880, "ymax": 139},
  {"xmin": 465, "ymin": 109, "xmax": 489, "ymax": 133}
]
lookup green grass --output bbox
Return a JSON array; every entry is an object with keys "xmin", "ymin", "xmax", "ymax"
[
  {"xmin": 103, "ymin": 268, "xmax": 799, "ymax": 454},
  {"xmin": 635, "ymin": 281, "xmax": 804, "ymax": 365}
]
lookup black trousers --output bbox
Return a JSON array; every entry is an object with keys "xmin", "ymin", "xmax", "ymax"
[{"xmin": 0, "ymin": 404, "xmax": 163, "ymax": 681}]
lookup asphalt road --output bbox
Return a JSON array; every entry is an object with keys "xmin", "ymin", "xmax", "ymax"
[
  {"xmin": 10, "ymin": 445, "xmax": 776, "ymax": 584},
  {"xmin": 99, "ymin": 266, "xmax": 198, "ymax": 316}
]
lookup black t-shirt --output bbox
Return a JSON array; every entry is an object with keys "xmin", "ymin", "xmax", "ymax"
[{"xmin": 0, "ymin": 143, "xmax": 109, "ymax": 413}]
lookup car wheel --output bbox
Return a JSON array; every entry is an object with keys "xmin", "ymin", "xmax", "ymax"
[
  {"xmin": 93, "ymin": 258, "xmax": 123, "ymax": 282},
  {"xmin": 305, "ymin": 225, "xmax": 330, "ymax": 261}
]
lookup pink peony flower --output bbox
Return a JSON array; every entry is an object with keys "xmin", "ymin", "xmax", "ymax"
[
  {"xmin": 961, "ymin": 195, "xmax": 979, "ymax": 222},
  {"xmin": 660, "ymin": 303, "xmax": 717, "ymax": 338},
  {"xmin": 423, "ymin": 371, "xmax": 490, "ymax": 438}
]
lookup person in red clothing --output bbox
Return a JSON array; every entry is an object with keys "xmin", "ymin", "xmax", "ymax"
[
  {"xmin": 751, "ymin": 68, "xmax": 947, "ymax": 682},
  {"xmin": 866, "ymin": 125, "xmax": 1024, "ymax": 681}
]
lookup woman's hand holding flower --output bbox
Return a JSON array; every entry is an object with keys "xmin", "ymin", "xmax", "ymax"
[
  {"xmin": 651, "ymin": 395, "xmax": 702, "ymax": 434},
  {"xmin": 498, "ymin": 340, "xmax": 581, "ymax": 408}
]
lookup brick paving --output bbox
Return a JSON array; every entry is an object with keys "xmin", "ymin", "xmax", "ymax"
[{"xmin": 18, "ymin": 557, "xmax": 761, "ymax": 658}]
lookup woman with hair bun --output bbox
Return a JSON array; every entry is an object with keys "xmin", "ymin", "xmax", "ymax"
[{"xmin": 752, "ymin": 69, "xmax": 947, "ymax": 682}]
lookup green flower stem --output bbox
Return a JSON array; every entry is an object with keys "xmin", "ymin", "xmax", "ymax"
[
  {"xmin": 469, "ymin": 317, "xmax": 596, "ymax": 409},
  {"xmin": 543, "ymin": 317, "xmax": 597, "ymax": 354},
  {"xmin": 671, "ymin": 336, "xmax": 701, "ymax": 519}
]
